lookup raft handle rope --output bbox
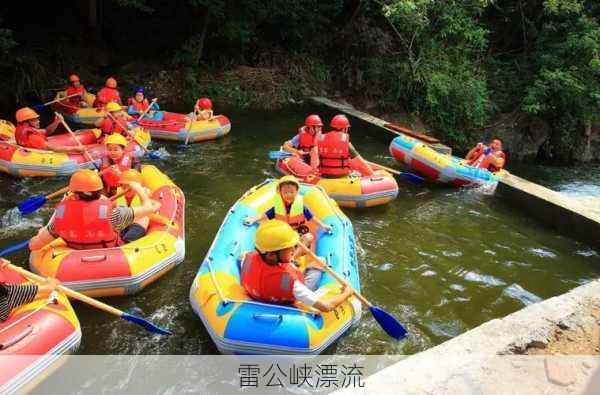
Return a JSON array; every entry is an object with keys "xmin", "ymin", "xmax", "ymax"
[{"xmin": 0, "ymin": 291, "xmax": 58, "ymax": 336}]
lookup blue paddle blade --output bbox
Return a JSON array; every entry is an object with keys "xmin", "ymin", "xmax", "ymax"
[
  {"xmin": 31, "ymin": 103, "xmax": 45, "ymax": 111},
  {"xmin": 369, "ymin": 305, "xmax": 409, "ymax": 340},
  {"xmin": 17, "ymin": 195, "xmax": 48, "ymax": 215},
  {"xmin": 177, "ymin": 144, "xmax": 191, "ymax": 150},
  {"xmin": 268, "ymin": 150, "xmax": 293, "ymax": 160},
  {"xmin": 399, "ymin": 172, "xmax": 425, "ymax": 185},
  {"xmin": 148, "ymin": 150, "xmax": 161, "ymax": 160},
  {"xmin": 121, "ymin": 312, "xmax": 172, "ymax": 336},
  {"xmin": 0, "ymin": 240, "xmax": 31, "ymax": 257}
]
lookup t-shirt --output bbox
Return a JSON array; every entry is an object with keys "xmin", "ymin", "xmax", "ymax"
[
  {"xmin": 0, "ymin": 283, "xmax": 38, "ymax": 322},
  {"xmin": 47, "ymin": 206, "xmax": 135, "ymax": 237},
  {"xmin": 290, "ymin": 134, "xmax": 300, "ymax": 148},
  {"xmin": 264, "ymin": 205, "xmax": 313, "ymax": 221}
]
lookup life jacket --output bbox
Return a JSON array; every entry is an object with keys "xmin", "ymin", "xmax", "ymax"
[
  {"xmin": 53, "ymin": 196, "xmax": 119, "ymax": 250},
  {"xmin": 471, "ymin": 150, "xmax": 506, "ymax": 172},
  {"xmin": 15, "ymin": 124, "xmax": 47, "ymax": 149},
  {"xmin": 99, "ymin": 117, "xmax": 127, "ymax": 136},
  {"xmin": 128, "ymin": 97, "xmax": 149, "ymax": 113},
  {"xmin": 94, "ymin": 87, "xmax": 121, "ymax": 108},
  {"xmin": 66, "ymin": 86, "xmax": 86, "ymax": 106},
  {"xmin": 240, "ymin": 251, "xmax": 304, "ymax": 303},
  {"xmin": 274, "ymin": 194, "xmax": 306, "ymax": 231},
  {"xmin": 114, "ymin": 187, "xmax": 142, "ymax": 207},
  {"xmin": 101, "ymin": 153, "xmax": 133, "ymax": 190},
  {"xmin": 196, "ymin": 110, "xmax": 213, "ymax": 121},
  {"xmin": 297, "ymin": 126, "xmax": 316, "ymax": 151},
  {"xmin": 318, "ymin": 131, "xmax": 351, "ymax": 176}
]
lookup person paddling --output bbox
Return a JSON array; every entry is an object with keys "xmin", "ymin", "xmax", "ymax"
[
  {"xmin": 127, "ymin": 87, "xmax": 160, "ymax": 119},
  {"xmin": 94, "ymin": 102, "xmax": 133, "ymax": 138},
  {"xmin": 241, "ymin": 220, "xmax": 353, "ymax": 312},
  {"xmin": 64, "ymin": 74, "xmax": 89, "ymax": 108},
  {"xmin": 465, "ymin": 137, "xmax": 506, "ymax": 172},
  {"xmin": 94, "ymin": 77, "xmax": 122, "ymax": 108},
  {"xmin": 14, "ymin": 108, "xmax": 84, "ymax": 153},
  {"xmin": 114, "ymin": 169, "xmax": 150, "ymax": 243},
  {"xmin": 194, "ymin": 97, "xmax": 214, "ymax": 121},
  {"xmin": 100, "ymin": 133, "xmax": 140, "ymax": 196},
  {"xmin": 283, "ymin": 114, "xmax": 323, "ymax": 170}
]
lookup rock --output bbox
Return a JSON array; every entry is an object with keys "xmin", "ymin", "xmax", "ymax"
[{"xmin": 545, "ymin": 358, "xmax": 577, "ymax": 386}]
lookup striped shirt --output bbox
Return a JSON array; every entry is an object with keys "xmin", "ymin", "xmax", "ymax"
[
  {"xmin": 0, "ymin": 283, "xmax": 38, "ymax": 322},
  {"xmin": 47, "ymin": 206, "xmax": 135, "ymax": 236}
]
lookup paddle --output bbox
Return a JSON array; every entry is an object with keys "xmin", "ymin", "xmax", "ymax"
[
  {"xmin": 135, "ymin": 98, "xmax": 158, "ymax": 123},
  {"xmin": 55, "ymin": 113, "xmax": 99, "ymax": 168},
  {"xmin": 298, "ymin": 242, "xmax": 409, "ymax": 340},
  {"xmin": 0, "ymin": 240, "xmax": 31, "ymax": 257},
  {"xmin": 179, "ymin": 108, "xmax": 199, "ymax": 149},
  {"xmin": 3, "ymin": 261, "xmax": 171, "ymax": 336},
  {"xmin": 17, "ymin": 186, "xmax": 69, "ymax": 216},
  {"xmin": 269, "ymin": 150, "xmax": 424, "ymax": 185},
  {"xmin": 32, "ymin": 93, "xmax": 82, "ymax": 110},
  {"xmin": 106, "ymin": 111, "xmax": 162, "ymax": 160}
]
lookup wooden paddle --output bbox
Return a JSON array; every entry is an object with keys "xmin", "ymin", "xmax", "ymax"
[
  {"xmin": 298, "ymin": 242, "xmax": 408, "ymax": 340},
  {"xmin": 364, "ymin": 159, "xmax": 425, "ymax": 184},
  {"xmin": 106, "ymin": 111, "xmax": 161, "ymax": 160},
  {"xmin": 55, "ymin": 113, "xmax": 98, "ymax": 167},
  {"xmin": 181, "ymin": 108, "xmax": 199, "ymax": 148},
  {"xmin": 2, "ymin": 260, "xmax": 171, "ymax": 335},
  {"xmin": 32, "ymin": 92, "xmax": 82, "ymax": 110}
]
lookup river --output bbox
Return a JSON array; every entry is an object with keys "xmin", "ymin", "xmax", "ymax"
[{"xmin": 1, "ymin": 106, "xmax": 599, "ymax": 356}]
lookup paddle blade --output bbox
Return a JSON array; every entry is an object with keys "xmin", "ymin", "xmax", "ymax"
[
  {"xmin": 177, "ymin": 144, "xmax": 191, "ymax": 150},
  {"xmin": 268, "ymin": 150, "xmax": 293, "ymax": 160},
  {"xmin": 17, "ymin": 195, "xmax": 47, "ymax": 215},
  {"xmin": 31, "ymin": 103, "xmax": 45, "ymax": 111},
  {"xmin": 369, "ymin": 305, "xmax": 409, "ymax": 340},
  {"xmin": 399, "ymin": 172, "xmax": 425, "ymax": 185},
  {"xmin": 121, "ymin": 312, "xmax": 172, "ymax": 336},
  {"xmin": 148, "ymin": 150, "xmax": 162, "ymax": 160},
  {"xmin": 0, "ymin": 240, "xmax": 31, "ymax": 258}
]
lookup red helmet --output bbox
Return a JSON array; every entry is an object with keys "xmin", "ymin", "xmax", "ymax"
[
  {"xmin": 304, "ymin": 114, "xmax": 323, "ymax": 127},
  {"xmin": 68, "ymin": 74, "xmax": 80, "ymax": 83},
  {"xmin": 197, "ymin": 97, "xmax": 213, "ymax": 110},
  {"xmin": 330, "ymin": 114, "xmax": 350, "ymax": 130}
]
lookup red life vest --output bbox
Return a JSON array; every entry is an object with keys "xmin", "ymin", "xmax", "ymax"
[
  {"xmin": 66, "ymin": 86, "xmax": 86, "ymax": 106},
  {"xmin": 297, "ymin": 126, "xmax": 316, "ymax": 151},
  {"xmin": 240, "ymin": 251, "xmax": 304, "ymax": 303},
  {"xmin": 15, "ymin": 124, "xmax": 47, "ymax": 149},
  {"xmin": 471, "ymin": 150, "xmax": 506, "ymax": 172},
  {"xmin": 94, "ymin": 87, "xmax": 121, "ymax": 108},
  {"xmin": 318, "ymin": 131, "xmax": 351, "ymax": 176},
  {"xmin": 128, "ymin": 97, "xmax": 149, "ymax": 113},
  {"xmin": 53, "ymin": 196, "xmax": 119, "ymax": 250},
  {"xmin": 99, "ymin": 118, "xmax": 127, "ymax": 136},
  {"xmin": 100, "ymin": 153, "xmax": 133, "ymax": 189}
]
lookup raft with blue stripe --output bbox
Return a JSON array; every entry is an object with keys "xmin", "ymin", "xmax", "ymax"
[
  {"xmin": 189, "ymin": 179, "xmax": 362, "ymax": 354},
  {"xmin": 389, "ymin": 134, "xmax": 506, "ymax": 186}
]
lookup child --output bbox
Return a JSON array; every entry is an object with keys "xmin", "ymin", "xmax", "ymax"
[
  {"xmin": 0, "ymin": 259, "xmax": 59, "ymax": 322},
  {"xmin": 127, "ymin": 87, "xmax": 161, "ymax": 120},
  {"xmin": 194, "ymin": 97, "xmax": 214, "ymax": 121},
  {"xmin": 114, "ymin": 169, "xmax": 150, "ymax": 243},
  {"xmin": 244, "ymin": 175, "xmax": 332, "ymax": 255},
  {"xmin": 100, "ymin": 133, "xmax": 139, "ymax": 196},
  {"xmin": 94, "ymin": 101, "xmax": 133, "ymax": 138}
]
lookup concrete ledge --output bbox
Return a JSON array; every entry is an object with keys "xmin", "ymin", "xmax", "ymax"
[
  {"xmin": 497, "ymin": 173, "xmax": 600, "ymax": 248},
  {"xmin": 308, "ymin": 97, "xmax": 452, "ymax": 155},
  {"xmin": 335, "ymin": 278, "xmax": 600, "ymax": 394}
]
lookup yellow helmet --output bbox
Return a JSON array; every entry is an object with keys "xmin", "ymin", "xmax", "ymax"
[
  {"xmin": 277, "ymin": 175, "xmax": 300, "ymax": 190},
  {"xmin": 105, "ymin": 133, "xmax": 128, "ymax": 147},
  {"xmin": 105, "ymin": 102, "xmax": 121, "ymax": 112},
  {"xmin": 255, "ymin": 220, "xmax": 299, "ymax": 253}
]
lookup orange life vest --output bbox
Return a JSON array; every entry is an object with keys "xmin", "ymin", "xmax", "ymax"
[
  {"xmin": 128, "ymin": 97, "xmax": 149, "ymax": 113},
  {"xmin": 99, "ymin": 118, "xmax": 127, "ymax": 136},
  {"xmin": 100, "ymin": 153, "xmax": 133, "ymax": 190},
  {"xmin": 94, "ymin": 87, "xmax": 121, "ymax": 108},
  {"xmin": 471, "ymin": 149, "xmax": 506, "ymax": 172},
  {"xmin": 240, "ymin": 251, "xmax": 304, "ymax": 303},
  {"xmin": 297, "ymin": 126, "xmax": 316, "ymax": 151},
  {"xmin": 318, "ymin": 131, "xmax": 351, "ymax": 176},
  {"xmin": 66, "ymin": 86, "xmax": 86, "ymax": 106},
  {"xmin": 53, "ymin": 196, "xmax": 119, "ymax": 250},
  {"xmin": 15, "ymin": 124, "xmax": 47, "ymax": 149}
]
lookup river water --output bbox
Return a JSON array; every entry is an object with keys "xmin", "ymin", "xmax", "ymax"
[{"xmin": 1, "ymin": 106, "xmax": 599, "ymax": 356}]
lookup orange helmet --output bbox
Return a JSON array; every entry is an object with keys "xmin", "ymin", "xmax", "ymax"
[
  {"xmin": 69, "ymin": 169, "xmax": 103, "ymax": 193},
  {"xmin": 68, "ymin": 74, "xmax": 80, "ymax": 83},
  {"xmin": 304, "ymin": 114, "xmax": 323, "ymax": 127},
  {"xmin": 105, "ymin": 77, "xmax": 117, "ymax": 88},
  {"xmin": 197, "ymin": 97, "xmax": 213, "ymax": 110},
  {"xmin": 330, "ymin": 114, "xmax": 350, "ymax": 130},
  {"xmin": 15, "ymin": 107, "xmax": 40, "ymax": 123},
  {"xmin": 119, "ymin": 169, "xmax": 143, "ymax": 185}
]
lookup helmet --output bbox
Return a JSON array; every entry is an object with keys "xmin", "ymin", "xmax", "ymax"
[
  {"xmin": 105, "ymin": 133, "xmax": 128, "ymax": 147},
  {"xmin": 135, "ymin": 86, "xmax": 145, "ymax": 94},
  {"xmin": 105, "ymin": 102, "xmax": 121, "ymax": 112},
  {"xmin": 68, "ymin": 74, "xmax": 80, "ymax": 83},
  {"xmin": 105, "ymin": 77, "xmax": 117, "ymax": 88},
  {"xmin": 69, "ymin": 169, "xmax": 103, "ymax": 193},
  {"xmin": 119, "ymin": 169, "xmax": 143, "ymax": 185},
  {"xmin": 304, "ymin": 114, "xmax": 323, "ymax": 127},
  {"xmin": 197, "ymin": 97, "xmax": 213, "ymax": 110},
  {"xmin": 277, "ymin": 175, "xmax": 300, "ymax": 191},
  {"xmin": 15, "ymin": 107, "xmax": 40, "ymax": 123},
  {"xmin": 330, "ymin": 114, "xmax": 350, "ymax": 130},
  {"xmin": 255, "ymin": 220, "xmax": 299, "ymax": 253}
]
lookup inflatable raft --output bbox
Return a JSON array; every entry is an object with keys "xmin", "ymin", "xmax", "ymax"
[
  {"xmin": 275, "ymin": 155, "xmax": 399, "ymax": 208},
  {"xmin": 0, "ymin": 126, "xmax": 150, "ymax": 177},
  {"xmin": 190, "ymin": 179, "xmax": 362, "ymax": 354},
  {"xmin": 30, "ymin": 165, "xmax": 185, "ymax": 297},
  {"xmin": 389, "ymin": 134, "xmax": 507, "ymax": 186},
  {"xmin": 51, "ymin": 91, "xmax": 105, "ymax": 125},
  {"xmin": 136, "ymin": 112, "xmax": 231, "ymax": 143},
  {"xmin": 0, "ymin": 265, "xmax": 81, "ymax": 394}
]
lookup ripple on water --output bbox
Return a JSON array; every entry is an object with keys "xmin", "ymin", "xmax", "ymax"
[
  {"xmin": 421, "ymin": 270, "xmax": 437, "ymax": 277},
  {"xmin": 377, "ymin": 263, "xmax": 394, "ymax": 271},
  {"xmin": 576, "ymin": 248, "xmax": 598, "ymax": 257},
  {"xmin": 449, "ymin": 284, "xmax": 465, "ymax": 292},
  {"xmin": 502, "ymin": 284, "xmax": 542, "ymax": 306},
  {"xmin": 0, "ymin": 208, "xmax": 44, "ymax": 236},
  {"xmin": 442, "ymin": 251, "xmax": 462, "ymax": 257},
  {"xmin": 463, "ymin": 271, "xmax": 506, "ymax": 287},
  {"xmin": 528, "ymin": 248, "xmax": 557, "ymax": 259}
]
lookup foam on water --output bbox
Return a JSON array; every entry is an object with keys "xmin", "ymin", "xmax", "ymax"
[
  {"xmin": 0, "ymin": 207, "xmax": 44, "ymax": 235},
  {"xmin": 502, "ymin": 283, "xmax": 542, "ymax": 306}
]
